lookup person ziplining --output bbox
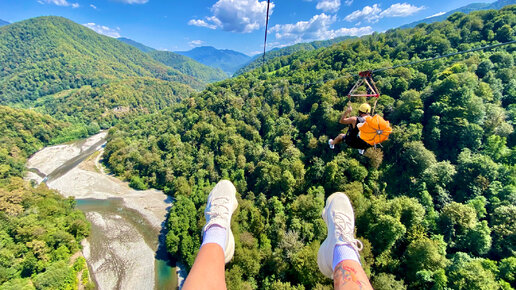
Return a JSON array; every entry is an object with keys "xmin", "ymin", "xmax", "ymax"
[
  {"xmin": 328, "ymin": 71, "xmax": 392, "ymax": 154},
  {"xmin": 329, "ymin": 103, "xmax": 373, "ymax": 154}
]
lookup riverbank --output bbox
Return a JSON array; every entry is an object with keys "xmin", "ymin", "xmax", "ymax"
[{"xmin": 25, "ymin": 132, "xmax": 178, "ymax": 289}]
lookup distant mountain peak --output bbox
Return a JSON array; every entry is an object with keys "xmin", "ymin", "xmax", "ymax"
[
  {"xmin": 117, "ymin": 37, "xmax": 156, "ymax": 53},
  {"xmin": 0, "ymin": 19, "xmax": 10, "ymax": 27},
  {"xmin": 399, "ymin": 0, "xmax": 516, "ymax": 29},
  {"xmin": 175, "ymin": 46, "xmax": 251, "ymax": 75}
]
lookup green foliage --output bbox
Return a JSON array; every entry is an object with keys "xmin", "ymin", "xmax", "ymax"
[
  {"xmin": 403, "ymin": 236, "xmax": 448, "ymax": 280},
  {"xmin": 371, "ymin": 273, "xmax": 407, "ymax": 290},
  {"xmin": 149, "ymin": 51, "xmax": 228, "ymax": 83},
  {"xmin": 499, "ymin": 257, "xmax": 516, "ymax": 286},
  {"xmin": 100, "ymin": 5, "xmax": 516, "ymax": 289},
  {"xmin": 0, "ymin": 16, "xmax": 203, "ymax": 106},
  {"xmin": 236, "ymin": 36, "xmax": 355, "ymax": 75},
  {"xmin": 0, "ymin": 178, "xmax": 89, "ymax": 289},
  {"xmin": 447, "ymin": 254, "xmax": 501, "ymax": 290},
  {"xmin": 0, "ymin": 103, "xmax": 89, "ymax": 290},
  {"xmin": 0, "ymin": 106, "xmax": 67, "ymax": 179},
  {"xmin": 33, "ymin": 261, "xmax": 74, "ymax": 290},
  {"xmin": 33, "ymin": 77, "xmax": 194, "ymax": 126}
]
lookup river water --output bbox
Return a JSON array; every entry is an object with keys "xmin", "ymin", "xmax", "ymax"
[{"xmin": 26, "ymin": 132, "xmax": 179, "ymax": 289}]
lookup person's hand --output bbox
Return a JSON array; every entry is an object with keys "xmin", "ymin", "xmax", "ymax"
[{"xmin": 345, "ymin": 106, "xmax": 352, "ymax": 114}]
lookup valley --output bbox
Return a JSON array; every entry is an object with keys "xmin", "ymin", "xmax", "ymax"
[{"xmin": 26, "ymin": 133, "xmax": 181, "ymax": 289}]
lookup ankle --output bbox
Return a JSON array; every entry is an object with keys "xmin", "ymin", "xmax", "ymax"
[
  {"xmin": 201, "ymin": 225, "xmax": 227, "ymax": 251},
  {"xmin": 332, "ymin": 243, "xmax": 361, "ymax": 271}
]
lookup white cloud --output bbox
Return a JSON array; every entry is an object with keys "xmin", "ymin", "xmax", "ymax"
[
  {"xmin": 38, "ymin": 0, "xmax": 79, "ymax": 7},
  {"xmin": 189, "ymin": 40, "xmax": 204, "ymax": 47},
  {"xmin": 380, "ymin": 3, "xmax": 424, "ymax": 17},
  {"xmin": 316, "ymin": 0, "xmax": 340, "ymax": 13},
  {"xmin": 188, "ymin": 19, "xmax": 217, "ymax": 29},
  {"xmin": 90, "ymin": 4, "xmax": 97, "ymax": 9},
  {"xmin": 188, "ymin": 0, "xmax": 274, "ymax": 33},
  {"xmin": 83, "ymin": 23, "xmax": 121, "ymax": 38},
  {"xmin": 345, "ymin": 3, "xmax": 424, "ymax": 23},
  {"xmin": 270, "ymin": 13, "xmax": 373, "ymax": 45},
  {"xmin": 345, "ymin": 4, "xmax": 382, "ymax": 23},
  {"xmin": 427, "ymin": 11, "xmax": 446, "ymax": 18},
  {"xmin": 112, "ymin": 0, "xmax": 148, "ymax": 3},
  {"xmin": 344, "ymin": 0, "xmax": 353, "ymax": 5}
]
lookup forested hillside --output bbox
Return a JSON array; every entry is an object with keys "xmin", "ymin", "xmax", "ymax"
[
  {"xmin": 0, "ymin": 106, "xmax": 91, "ymax": 289},
  {"xmin": 401, "ymin": 0, "xmax": 516, "ymax": 29},
  {"xmin": 148, "ymin": 51, "xmax": 228, "ymax": 83},
  {"xmin": 118, "ymin": 37, "xmax": 156, "ymax": 53},
  {"xmin": 0, "ymin": 16, "xmax": 203, "ymax": 106},
  {"xmin": 33, "ymin": 77, "xmax": 194, "ymax": 128},
  {"xmin": 104, "ymin": 6, "xmax": 516, "ymax": 289},
  {"xmin": 236, "ymin": 36, "xmax": 354, "ymax": 75}
]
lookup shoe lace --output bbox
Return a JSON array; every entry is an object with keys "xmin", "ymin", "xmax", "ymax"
[
  {"xmin": 334, "ymin": 212, "xmax": 363, "ymax": 252},
  {"xmin": 206, "ymin": 196, "xmax": 231, "ymax": 224}
]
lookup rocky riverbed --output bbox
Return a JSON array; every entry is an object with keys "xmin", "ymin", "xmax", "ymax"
[{"xmin": 26, "ymin": 132, "xmax": 180, "ymax": 289}]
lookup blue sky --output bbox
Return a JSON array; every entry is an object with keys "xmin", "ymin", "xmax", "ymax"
[{"xmin": 0, "ymin": 0, "xmax": 497, "ymax": 55}]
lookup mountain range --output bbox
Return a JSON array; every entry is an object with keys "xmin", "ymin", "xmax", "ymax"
[
  {"xmin": 0, "ymin": 19, "xmax": 8, "ymax": 27},
  {"xmin": 175, "ymin": 46, "xmax": 251, "ymax": 75},
  {"xmin": 400, "ymin": 0, "xmax": 516, "ymax": 28},
  {"xmin": 236, "ymin": 36, "xmax": 355, "ymax": 75},
  {"xmin": 0, "ymin": 16, "xmax": 202, "ymax": 106},
  {"xmin": 147, "ymin": 51, "xmax": 228, "ymax": 83},
  {"xmin": 118, "ymin": 37, "xmax": 156, "ymax": 53},
  {"xmin": 116, "ymin": 37, "xmax": 229, "ymax": 82},
  {"xmin": 0, "ymin": 16, "xmax": 199, "ymax": 128}
]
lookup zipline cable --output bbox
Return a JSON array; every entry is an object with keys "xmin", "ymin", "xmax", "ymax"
[
  {"xmin": 263, "ymin": 0, "xmax": 271, "ymax": 66},
  {"xmin": 255, "ymin": 39, "xmax": 516, "ymax": 93},
  {"xmin": 372, "ymin": 39, "xmax": 516, "ymax": 74},
  {"xmin": 300, "ymin": 39, "xmax": 516, "ymax": 89}
]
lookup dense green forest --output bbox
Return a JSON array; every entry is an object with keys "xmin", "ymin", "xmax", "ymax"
[
  {"xmin": 104, "ymin": 6, "xmax": 516, "ymax": 289},
  {"xmin": 235, "ymin": 36, "xmax": 355, "ymax": 75},
  {"xmin": 0, "ymin": 106, "xmax": 91, "ymax": 289},
  {"xmin": 0, "ymin": 16, "xmax": 203, "ymax": 106},
  {"xmin": 148, "ymin": 51, "xmax": 228, "ymax": 83},
  {"xmin": 33, "ymin": 77, "xmax": 194, "ymax": 128}
]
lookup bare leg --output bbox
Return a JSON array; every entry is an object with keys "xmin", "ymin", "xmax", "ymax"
[
  {"xmin": 182, "ymin": 243, "xmax": 226, "ymax": 290},
  {"xmin": 332, "ymin": 134, "xmax": 346, "ymax": 145},
  {"xmin": 317, "ymin": 193, "xmax": 372, "ymax": 289},
  {"xmin": 183, "ymin": 180, "xmax": 238, "ymax": 290},
  {"xmin": 333, "ymin": 260, "xmax": 373, "ymax": 290}
]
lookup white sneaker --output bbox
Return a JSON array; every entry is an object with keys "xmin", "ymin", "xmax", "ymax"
[
  {"xmin": 328, "ymin": 139, "xmax": 335, "ymax": 149},
  {"xmin": 203, "ymin": 180, "xmax": 238, "ymax": 263},
  {"xmin": 317, "ymin": 193, "xmax": 363, "ymax": 279}
]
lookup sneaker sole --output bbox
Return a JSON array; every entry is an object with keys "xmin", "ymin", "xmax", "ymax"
[{"xmin": 226, "ymin": 181, "xmax": 238, "ymax": 263}]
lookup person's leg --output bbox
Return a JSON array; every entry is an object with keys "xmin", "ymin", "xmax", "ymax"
[
  {"xmin": 333, "ymin": 260, "xmax": 372, "ymax": 290},
  {"xmin": 317, "ymin": 192, "xmax": 373, "ymax": 290},
  {"xmin": 182, "ymin": 180, "xmax": 238, "ymax": 290},
  {"xmin": 183, "ymin": 244, "xmax": 226, "ymax": 289},
  {"xmin": 329, "ymin": 134, "xmax": 346, "ymax": 149}
]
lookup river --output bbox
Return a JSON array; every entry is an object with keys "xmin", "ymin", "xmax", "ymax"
[{"xmin": 25, "ymin": 132, "xmax": 183, "ymax": 290}]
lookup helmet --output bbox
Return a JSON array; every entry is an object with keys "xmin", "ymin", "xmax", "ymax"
[{"xmin": 359, "ymin": 103, "xmax": 371, "ymax": 114}]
